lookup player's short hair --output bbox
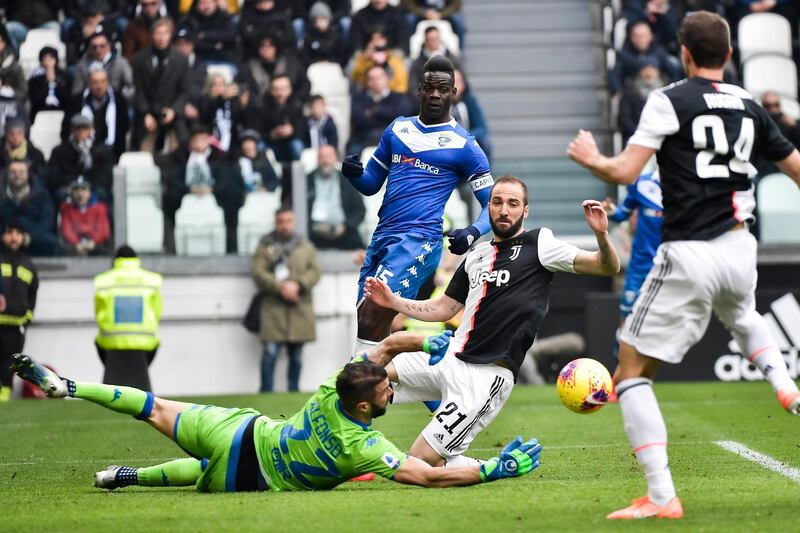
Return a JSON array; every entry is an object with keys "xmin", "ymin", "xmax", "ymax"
[
  {"xmin": 424, "ymin": 26, "xmax": 440, "ymax": 36},
  {"xmin": 275, "ymin": 206, "xmax": 293, "ymax": 217},
  {"xmin": 423, "ymin": 55, "xmax": 455, "ymax": 78},
  {"xmin": 114, "ymin": 245, "xmax": 137, "ymax": 259},
  {"xmin": 491, "ymin": 175, "xmax": 528, "ymax": 205},
  {"xmin": 336, "ymin": 360, "xmax": 388, "ymax": 411},
  {"xmin": 678, "ymin": 11, "xmax": 730, "ymax": 69}
]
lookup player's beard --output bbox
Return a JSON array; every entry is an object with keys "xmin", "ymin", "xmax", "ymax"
[
  {"xmin": 370, "ymin": 401, "xmax": 388, "ymax": 419},
  {"xmin": 490, "ymin": 213, "xmax": 524, "ymax": 240}
]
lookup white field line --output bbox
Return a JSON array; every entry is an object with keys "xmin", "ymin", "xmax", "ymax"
[
  {"xmin": 714, "ymin": 440, "xmax": 800, "ymax": 484},
  {"xmin": 0, "ymin": 457, "xmax": 184, "ymax": 467}
]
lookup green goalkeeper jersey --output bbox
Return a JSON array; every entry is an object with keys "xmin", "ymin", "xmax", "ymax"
[{"xmin": 254, "ymin": 364, "xmax": 407, "ymax": 491}]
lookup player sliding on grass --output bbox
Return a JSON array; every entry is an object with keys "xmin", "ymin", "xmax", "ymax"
[
  {"xmin": 568, "ymin": 10, "xmax": 800, "ymax": 520},
  {"xmin": 363, "ymin": 175, "xmax": 619, "ymax": 469},
  {"xmin": 10, "ymin": 331, "xmax": 541, "ymax": 492}
]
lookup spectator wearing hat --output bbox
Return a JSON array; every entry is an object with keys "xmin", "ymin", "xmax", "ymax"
[
  {"xmin": 163, "ymin": 124, "xmax": 244, "ymax": 252},
  {"xmin": 293, "ymin": 0, "xmax": 352, "ymax": 46},
  {"xmin": 0, "ymin": 119, "xmax": 46, "ymax": 177},
  {"xmin": 132, "ymin": 16, "xmax": 191, "ymax": 153},
  {"xmin": 351, "ymin": 29, "xmax": 408, "ymax": 93},
  {"xmin": 72, "ymin": 28, "xmax": 135, "ymax": 102},
  {"xmin": 173, "ymin": 26, "xmax": 207, "ymax": 116},
  {"xmin": 307, "ymin": 144, "xmax": 365, "ymax": 250},
  {"xmin": 64, "ymin": 67, "xmax": 130, "ymax": 159},
  {"xmin": 58, "ymin": 176, "xmax": 111, "ymax": 256},
  {"xmin": 619, "ymin": 58, "xmax": 666, "ymax": 146},
  {"xmin": 27, "ymin": 46, "xmax": 70, "ymax": 120},
  {"xmin": 299, "ymin": 2, "xmax": 348, "ymax": 67},
  {"xmin": 3, "ymin": 1, "xmax": 61, "ymax": 51},
  {"xmin": 239, "ymin": 0, "xmax": 296, "ymax": 59},
  {"xmin": 302, "ymin": 94, "xmax": 339, "ymax": 151},
  {"xmin": 179, "ymin": 0, "xmax": 238, "ymax": 64},
  {"xmin": 236, "ymin": 129, "xmax": 280, "ymax": 193},
  {"xmin": 0, "ymin": 25, "xmax": 27, "ymax": 102},
  {"xmin": 123, "ymin": 0, "xmax": 167, "ymax": 61},
  {"xmin": 240, "ymin": 35, "xmax": 310, "ymax": 106},
  {"xmin": 0, "ymin": 159, "xmax": 57, "ymax": 256},
  {"xmin": 48, "ymin": 114, "xmax": 115, "ymax": 204}
]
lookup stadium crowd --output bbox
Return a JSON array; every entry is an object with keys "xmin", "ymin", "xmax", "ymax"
[
  {"xmin": 611, "ymin": 1, "xmax": 800, "ymax": 152},
  {"xmin": 0, "ymin": 0, "xmax": 488, "ymax": 256}
]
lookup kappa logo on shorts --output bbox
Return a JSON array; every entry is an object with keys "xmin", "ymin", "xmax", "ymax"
[{"xmin": 382, "ymin": 452, "xmax": 401, "ymax": 470}]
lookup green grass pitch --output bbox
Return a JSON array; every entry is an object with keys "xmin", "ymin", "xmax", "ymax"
[{"xmin": 2, "ymin": 381, "xmax": 799, "ymax": 532}]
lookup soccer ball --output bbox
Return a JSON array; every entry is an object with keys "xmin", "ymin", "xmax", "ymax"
[{"xmin": 556, "ymin": 358, "xmax": 614, "ymax": 414}]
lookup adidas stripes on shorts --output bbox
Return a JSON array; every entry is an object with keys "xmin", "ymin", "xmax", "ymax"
[
  {"xmin": 620, "ymin": 229, "xmax": 759, "ymax": 364},
  {"xmin": 391, "ymin": 351, "xmax": 514, "ymax": 460}
]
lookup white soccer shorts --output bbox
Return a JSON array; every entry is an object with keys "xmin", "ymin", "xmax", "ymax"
[
  {"xmin": 391, "ymin": 351, "xmax": 514, "ymax": 460},
  {"xmin": 620, "ymin": 228, "xmax": 759, "ymax": 364}
]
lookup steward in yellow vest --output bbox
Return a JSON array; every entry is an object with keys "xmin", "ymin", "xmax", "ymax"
[{"xmin": 94, "ymin": 246, "xmax": 163, "ymax": 390}]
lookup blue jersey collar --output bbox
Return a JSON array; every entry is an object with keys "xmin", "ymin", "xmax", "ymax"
[
  {"xmin": 414, "ymin": 115, "xmax": 457, "ymax": 130},
  {"xmin": 337, "ymin": 399, "xmax": 371, "ymax": 430}
]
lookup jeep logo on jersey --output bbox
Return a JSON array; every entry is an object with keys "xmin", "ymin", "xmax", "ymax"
[
  {"xmin": 469, "ymin": 269, "xmax": 511, "ymax": 288},
  {"xmin": 391, "ymin": 154, "xmax": 441, "ymax": 174}
]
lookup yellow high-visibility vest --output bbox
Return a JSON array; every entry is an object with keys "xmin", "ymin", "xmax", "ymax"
[{"xmin": 94, "ymin": 257, "xmax": 163, "ymax": 351}]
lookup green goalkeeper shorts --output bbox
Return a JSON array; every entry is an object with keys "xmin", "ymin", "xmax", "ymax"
[{"xmin": 173, "ymin": 404, "xmax": 266, "ymax": 493}]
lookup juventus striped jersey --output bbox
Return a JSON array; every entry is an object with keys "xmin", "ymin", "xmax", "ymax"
[
  {"xmin": 629, "ymin": 77, "xmax": 794, "ymax": 242},
  {"xmin": 444, "ymin": 228, "xmax": 581, "ymax": 378}
]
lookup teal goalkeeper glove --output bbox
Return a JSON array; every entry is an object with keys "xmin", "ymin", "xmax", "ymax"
[
  {"xmin": 479, "ymin": 436, "xmax": 542, "ymax": 482},
  {"xmin": 422, "ymin": 330, "xmax": 453, "ymax": 365}
]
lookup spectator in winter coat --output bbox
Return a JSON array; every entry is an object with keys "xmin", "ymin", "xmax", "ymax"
[
  {"xmin": 27, "ymin": 46, "xmax": 69, "ymax": 120},
  {"xmin": 608, "ymin": 20, "xmax": 680, "ymax": 94},
  {"xmin": 300, "ymin": 2, "xmax": 347, "ymax": 67},
  {"xmin": 0, "ymin": 119, "xmax": 46, "ymax": 177},
  {"xmin": 0, "ymin": 160, "xmax": 57, "ymax": 256},
  {"xmin": 302, "ymin": 94, "xmax": 339, "ymax": 150},
  {"xmin": 71, "ymin": 28, "xmax": 135, "ymax": 102},
  {"xmin": 179, "ymin": 0, "xmax": 238, "ymax": 64},
  {"xmin": 239, "ymin": 0, "xmax": 296, "ymax": 59},
  {"xmin": 350, "ymin": 0, "xmax": 408, "ymax": 54},
  {"xmin": 122, "ymin": 0, "xmax": 168, "ymax": 61},
  {"xmin": 58, "ymin": 176, "xmax": 111, "ymax": 256}
]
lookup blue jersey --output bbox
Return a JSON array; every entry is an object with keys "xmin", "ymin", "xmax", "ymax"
[
  {"xmin": 359, "ymin": 116, "xmax": 493, "ymax": 239},
  {"xmin": 611, "ymin": 170, "xmax": 663, "ymax": 312}
]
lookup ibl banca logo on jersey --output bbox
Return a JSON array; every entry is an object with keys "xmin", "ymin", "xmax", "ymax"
[
  {"xmin": 391, "ymin": 153, "xmax": 440, "ymax": 174},
  {"xmin": 715, "ymin": 293, "xmax": 800, "ymax": 381}
]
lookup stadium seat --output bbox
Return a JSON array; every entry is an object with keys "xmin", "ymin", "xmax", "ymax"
[
  {"xmin": 444, "ymin": 190, "xmax": 469, "ymax": 230},
  {"xmin": 29, "ymin": 110, "xmax": 64, "ymax": 160},
  {"xmin": 126, "ymin": 195, "xmax": 164, "ymax": 253},
  {"xmin": 307, "ymin": 62, "xmax": 350, "ymax": 99},
  {"xmin": 613, "ymin": 17, "xmax": 627, "ymax": 51},
  {"xmin": 118, "ymin": 151, "xmax": 155, "ymax": 168},
  {"xmin": 409, "ymin": 20, "xmax": 460, "ymax": 60},
  {"xmin": 174, "ymin": 194, "xmax": 226, "ymax": 256},
  {"xmin": 18, "ymin": 28, "xmax": 65, "ymax": 78},
  {"xmin": 116, "ymin": 165, "xmax": 162, "ymax": 206},
  {"xmin": 300, "ymin": 148, "xmax": 319, "ymax": 175},
  {"xmin": 780, "ymin": 97, "xmax": 800, "ymax": 120},
  {"xmin": 738, "ymin": 13, "xmax": 792, "ymax": 63},
  {"xmin": 743, "ymin": 55, "xmax": 797, "ymax": 100},
  {"xmin": 237, "ymin": 190, "xmax": 282, "ymax": 255},
  {"xmin": 758, "ymin": 173, "xmax": 800, "ymax": 243},
  {"xmin": 356, "ymin": 150, "xmax": 383, "ymax": 244},
  {"xmin": 602, "ymin": 5, "xmax": 614, "ymax": 48}
]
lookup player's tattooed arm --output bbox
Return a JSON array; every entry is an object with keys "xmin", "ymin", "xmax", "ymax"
[{"xmin": 363, "ymin": 277, "xmax": 464, "ymax": 321}]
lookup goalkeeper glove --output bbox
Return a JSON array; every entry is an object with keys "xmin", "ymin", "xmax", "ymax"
[
  {"xmin": 479, "ymin": 436, "xmax": 542, "ymax": 483},
  {"xmin": 341, "ymin": 154, "xmax": 364, "ymax": 179},
  {"xmin": 422, "ymin": 330, "xmax": 453, "ymax": 365},
  {"xmin": 447, "ymin": 226, "xmax": 481, "ymax": 255}
]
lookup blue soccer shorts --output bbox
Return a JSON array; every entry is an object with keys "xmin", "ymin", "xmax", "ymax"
[{"xmin": 357, "ymin": 234, "xmax": 443, "ymax": 304}]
